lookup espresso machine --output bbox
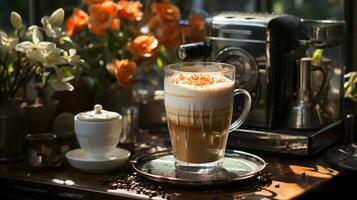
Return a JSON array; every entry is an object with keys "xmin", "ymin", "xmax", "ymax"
[{"xmin": 177, "ymin": 12, "xmax": 345, "ymax": 155}]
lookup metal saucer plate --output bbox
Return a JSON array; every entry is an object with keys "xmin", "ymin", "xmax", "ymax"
[{"xmin": 131, "ymin": 150, "xmax": 266, "ymax": 185}]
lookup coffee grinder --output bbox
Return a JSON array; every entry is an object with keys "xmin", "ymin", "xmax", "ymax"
[{"xmin": 177, "ymin": 12, "xmax": 345, "ymax": 155}]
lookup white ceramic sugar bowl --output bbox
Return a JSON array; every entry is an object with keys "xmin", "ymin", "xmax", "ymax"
[{"xmin": 74, "ymin": 104, "xmax": 123, "ymax": 160}]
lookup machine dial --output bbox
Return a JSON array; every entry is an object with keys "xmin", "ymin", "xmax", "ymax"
[{"xmin": 215, "ymin": 47, "xmax": 259, "ymax": 93}]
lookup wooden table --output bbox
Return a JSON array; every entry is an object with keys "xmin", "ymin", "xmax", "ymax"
[{"xmin": 0, "ymin": 131, "xmax": 342, "ymax": 200}]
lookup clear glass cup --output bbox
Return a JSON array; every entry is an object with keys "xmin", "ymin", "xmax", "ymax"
[
  {"xmin": 25, "ymin": 133, "xmax": 62, "ymax": 168},
  {"xmin": 164, "ymin": 62, "xmax": 251, "ymax": 173}
]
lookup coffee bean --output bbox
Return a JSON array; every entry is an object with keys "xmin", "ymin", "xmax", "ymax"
[
  {"xmin": 254, "ymin": 185, "xmax": 261, "ymax": 191},
  {"xmin": 100, "ymin": 169, "xmax": 173, "ymax": 199},
  {"xmin": 301, "ymin": 172, "xmax": 306, "ymax": 177},
  {"xmin": 161, "ymin": 192, "xmax": 166, "ymax": 198},
  {"xmin": 150, "ymin": 191, "xmax": 158, "ymax": 196},
  {"xmin": 108, "ymin": 183, "xmax": 117, "ymax": 189}
]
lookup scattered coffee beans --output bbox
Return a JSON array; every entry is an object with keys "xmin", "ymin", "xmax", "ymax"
[{"xmin": 101, "ymin": 166, "xmax": 272, "ymax": 199}]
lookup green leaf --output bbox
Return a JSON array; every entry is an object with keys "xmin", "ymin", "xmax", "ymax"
[{"xmin": 156, "ymin": 57, "xmax": 164, "ymax": 69}]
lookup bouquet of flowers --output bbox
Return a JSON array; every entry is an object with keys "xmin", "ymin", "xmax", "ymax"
[
  {"xmin": 66, "ymin": 0, "xmax": 205, "ymax": 92},
  {"xmin": 0, "ymin": 9, "xmax": 86, "ymax": 102}
]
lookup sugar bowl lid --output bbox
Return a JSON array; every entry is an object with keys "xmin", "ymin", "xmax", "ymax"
[{"xmin": 75, "ymin": 104, "xmax": 120, "ymax": 122}]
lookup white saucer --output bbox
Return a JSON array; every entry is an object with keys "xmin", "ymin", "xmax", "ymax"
[{"xmin": 66, "ymin": 148, "xmax": 130, "ymax": 173}]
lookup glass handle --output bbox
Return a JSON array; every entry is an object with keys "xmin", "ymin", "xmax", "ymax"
[{"xmin": 229, "ymin": 89, "xmax": 252, "ymax": 133}]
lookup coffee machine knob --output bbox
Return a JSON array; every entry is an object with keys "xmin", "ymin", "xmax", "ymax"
[
  {"xmin": 215, "ymin": 47, "xmax": 259, "ymax": 92},
  {"xmin": 177, "ymin": 42, "xmax": 210, "ymax": 61},
  {"xmin": 177, "ymin": 47, "xmax": 187, "ymax": 60}
]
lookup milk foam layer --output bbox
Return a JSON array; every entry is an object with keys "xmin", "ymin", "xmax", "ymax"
[{"xmin": 164, "ymin": 72, "xmax": 234, "ymax": 112}]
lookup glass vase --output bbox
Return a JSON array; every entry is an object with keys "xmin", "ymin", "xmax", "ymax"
[{"xmin": 0, "ymin": 99, "xmax": 26, "ymax": 161}]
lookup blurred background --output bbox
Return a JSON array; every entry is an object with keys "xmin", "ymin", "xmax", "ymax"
[
  {"xmin": 1, "ymin": 0, "xmax": 354, "ymax": 71},
  {"xmin": 0, "ymin": 0, "xmax": 345, "ymax": 35}
]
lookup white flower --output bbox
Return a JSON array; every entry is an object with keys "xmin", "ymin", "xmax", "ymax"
[
  {"xmin": 41, "ymin": 16, "xmax": 56, "ymax": 38},
  {"xmin": 63, "ymin": 49, "xmax": 80, "ymax": 65},
  {"xmin": 15, "ymin": 29, "xmax": 62, "ymax": 64},
  {"xmin": 50, "ymin": 80, "xmax": 74, "ymax": 91},
  {"xmin": 41, "ymin": 9, "xmax": 65, "ymax": 39},
  {"xmin": 16, "ymin": 29, "xmax": 46, "ymax": 62},
  {"xmin": 26, "ymin": 25, "xmax": 40, "ymax": 38},
  {"xmin": 41, "ymin": 16, "xmax": 63, "ymax": 38},
  {"xmin": 10, "ymin": 11, "xmax": 22, "ymax": 30},
  {"xmin": 42, "ymin": 50, "xmax": 66, "ymax": 68},
  {"xmin": 32, "ymin": 27, "xmax": 43, "ymax": 41},
  {"xmin": 50, "ymin": 68, "xmax": 75, "ymax": 91},
  {"xmin": 0, "ymin": 31, "xmax": 19, "ymax": 53},
  {"xmin": 49, "ymin": 8, "xmax": 64, "ymax": 27},
  {"xmin": 61, "ymin": 36, "xmax": 73, "ymax": 44},
  {"xmin": 27, "ymin": 50, "xmax": 46, "ymax": 63}
]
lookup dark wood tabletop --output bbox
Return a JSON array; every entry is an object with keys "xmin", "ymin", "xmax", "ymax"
[{"xmin": 0, "ymin": 131, "xmax": 342, "ymax": 200}]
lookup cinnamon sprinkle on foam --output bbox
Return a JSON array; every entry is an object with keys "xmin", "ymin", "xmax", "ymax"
[{"xmin": 172, "ymin": 73, "xmax": 228, "ymax": 87}]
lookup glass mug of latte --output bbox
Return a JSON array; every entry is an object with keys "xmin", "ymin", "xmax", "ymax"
[{"xmin": 164, "ymin": 62, "xmax": 251, "ymax": 172}]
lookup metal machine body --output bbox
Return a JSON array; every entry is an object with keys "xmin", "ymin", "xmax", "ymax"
[{"xmin": 177, "ymin": 12, "xmax": 345, "ymax": 155}]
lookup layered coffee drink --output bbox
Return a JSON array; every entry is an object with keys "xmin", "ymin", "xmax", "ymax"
[{"xmin": 165, "ymin": 67, "xmax": 235, "ymax": 164}]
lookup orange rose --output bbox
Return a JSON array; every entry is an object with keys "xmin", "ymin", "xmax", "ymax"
[
  {"xmin": 155, "ymin": 25, "xmax": 181, "ymax": 48},
  {"xmin": 117, "ymin": 0, "xmax": 143, "ymax": 22},
  {"xmin": 148, "ymin": 15, "xmax": 159, "ymax": 30},
  {"xmin": 149, "ymin": 2, "xmax": 181, "ymax": 47},
  {"xmin": 106, "ymin": 59, "xmax": 137, "ymax": 88},
  {"xmin": 129, "ymin": 35, "xmax": 159, "ymax": 59},
  {"xmin": 82, "ymin": 0, "xmax": 106, "ymax": 5},
  {"xmin": 66, "ymin": 9, "xmax": 89, "ymax": 37},
  {"xmin": 150, "ymin": 3, "xmax": 181, "ymax": 26},
  {"xmin": 88, "ymin": 1, "xmax": 120, "ymax": 35}
]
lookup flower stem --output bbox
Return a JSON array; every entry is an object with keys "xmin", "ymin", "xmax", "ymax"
[{"xmin": 9, "ymin": 61, "xmax": 34, "ymax": 102}]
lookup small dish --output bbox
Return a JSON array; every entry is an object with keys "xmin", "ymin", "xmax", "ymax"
[
  {"xmin": 66, "ymin": 148, "xmax": 130, "ymax": 173},
  {"xmin": 131, "ymin": 150, "xmax": 266, "ymax": 186}
]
